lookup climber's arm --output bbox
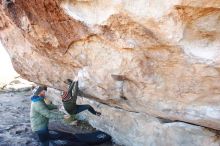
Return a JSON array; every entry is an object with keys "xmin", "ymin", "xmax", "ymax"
[
  {"xmin": 68, "ymin": 81, "xmax": 75, "ymax": 97},
  {"xmin": 72, "ymin": 81, "xmax": 79, "ymax": 98}
]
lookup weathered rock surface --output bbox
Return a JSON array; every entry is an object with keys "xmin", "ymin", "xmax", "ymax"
[
  {"xmin": 47, "ymin": 88, "xmax": 220, "ymax": 146},
  {"xmin": 77, "ymin": 97, "xmax": 220, "ymax": 146},
  {"xmin": 0, "ymin": 0, "xmax": 220, "ymax": 145}
]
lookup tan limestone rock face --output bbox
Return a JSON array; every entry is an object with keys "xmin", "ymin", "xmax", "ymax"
[
  {"xmin": 0, "ymin": 0, "xmax": 220, "ymax": 144},
  {"xmin": 77, "ymin": 97, "xmax": 220, "ymax": 146},
  {"xmin": 45, "ymin": 88, "xmax": 220, "ymax": 146}
]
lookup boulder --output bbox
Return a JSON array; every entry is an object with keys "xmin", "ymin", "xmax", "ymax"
[{"xmin": 0, "ymin": 0, "xmax": 220, "ymax": 145}]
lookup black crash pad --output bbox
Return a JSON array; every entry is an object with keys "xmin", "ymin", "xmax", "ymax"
[{"xmin": 50, "ymin": 130, "xmax": 111, "ymax": 146}]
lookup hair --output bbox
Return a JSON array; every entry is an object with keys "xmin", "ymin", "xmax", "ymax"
[{"xmin": 42, "ymin": 85, "xmax": 47, "ymax": 91}]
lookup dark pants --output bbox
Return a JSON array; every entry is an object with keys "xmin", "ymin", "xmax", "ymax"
[
  {"xmin": 36, "ymin": 129, "xmax": 49, "ymax": 146},
  {"xmin": 75, "ymin": 104, "xmax": 97, "ymax": 115}
]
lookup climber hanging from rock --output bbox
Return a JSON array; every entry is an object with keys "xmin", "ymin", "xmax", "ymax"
[
  {"xmin": 30, "ymin": 84, "xmax": 109, "ymax": 146},
  {"xmin": 60, "ymin": 78, "xmax": 101, "ymax": 124}
]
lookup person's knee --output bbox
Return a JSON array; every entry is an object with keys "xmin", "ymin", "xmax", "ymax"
[{"xmin": 85, "ymin": 104, "xmax": 92, "ymax": 109}]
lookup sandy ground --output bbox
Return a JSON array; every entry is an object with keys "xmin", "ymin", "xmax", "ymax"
[{"xmin": 0, "ymin": 90, "xmax": 39, "ymax": 146}]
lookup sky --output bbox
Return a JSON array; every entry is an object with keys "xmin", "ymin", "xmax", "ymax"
[{"xmin": 0, "ymin": 42, "xmax": 19, "ymax": 86}]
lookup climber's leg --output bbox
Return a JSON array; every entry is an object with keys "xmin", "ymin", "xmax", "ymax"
[{"xmin": 75, "ymin": 104, "xmax": 101, "ymax": 116}]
